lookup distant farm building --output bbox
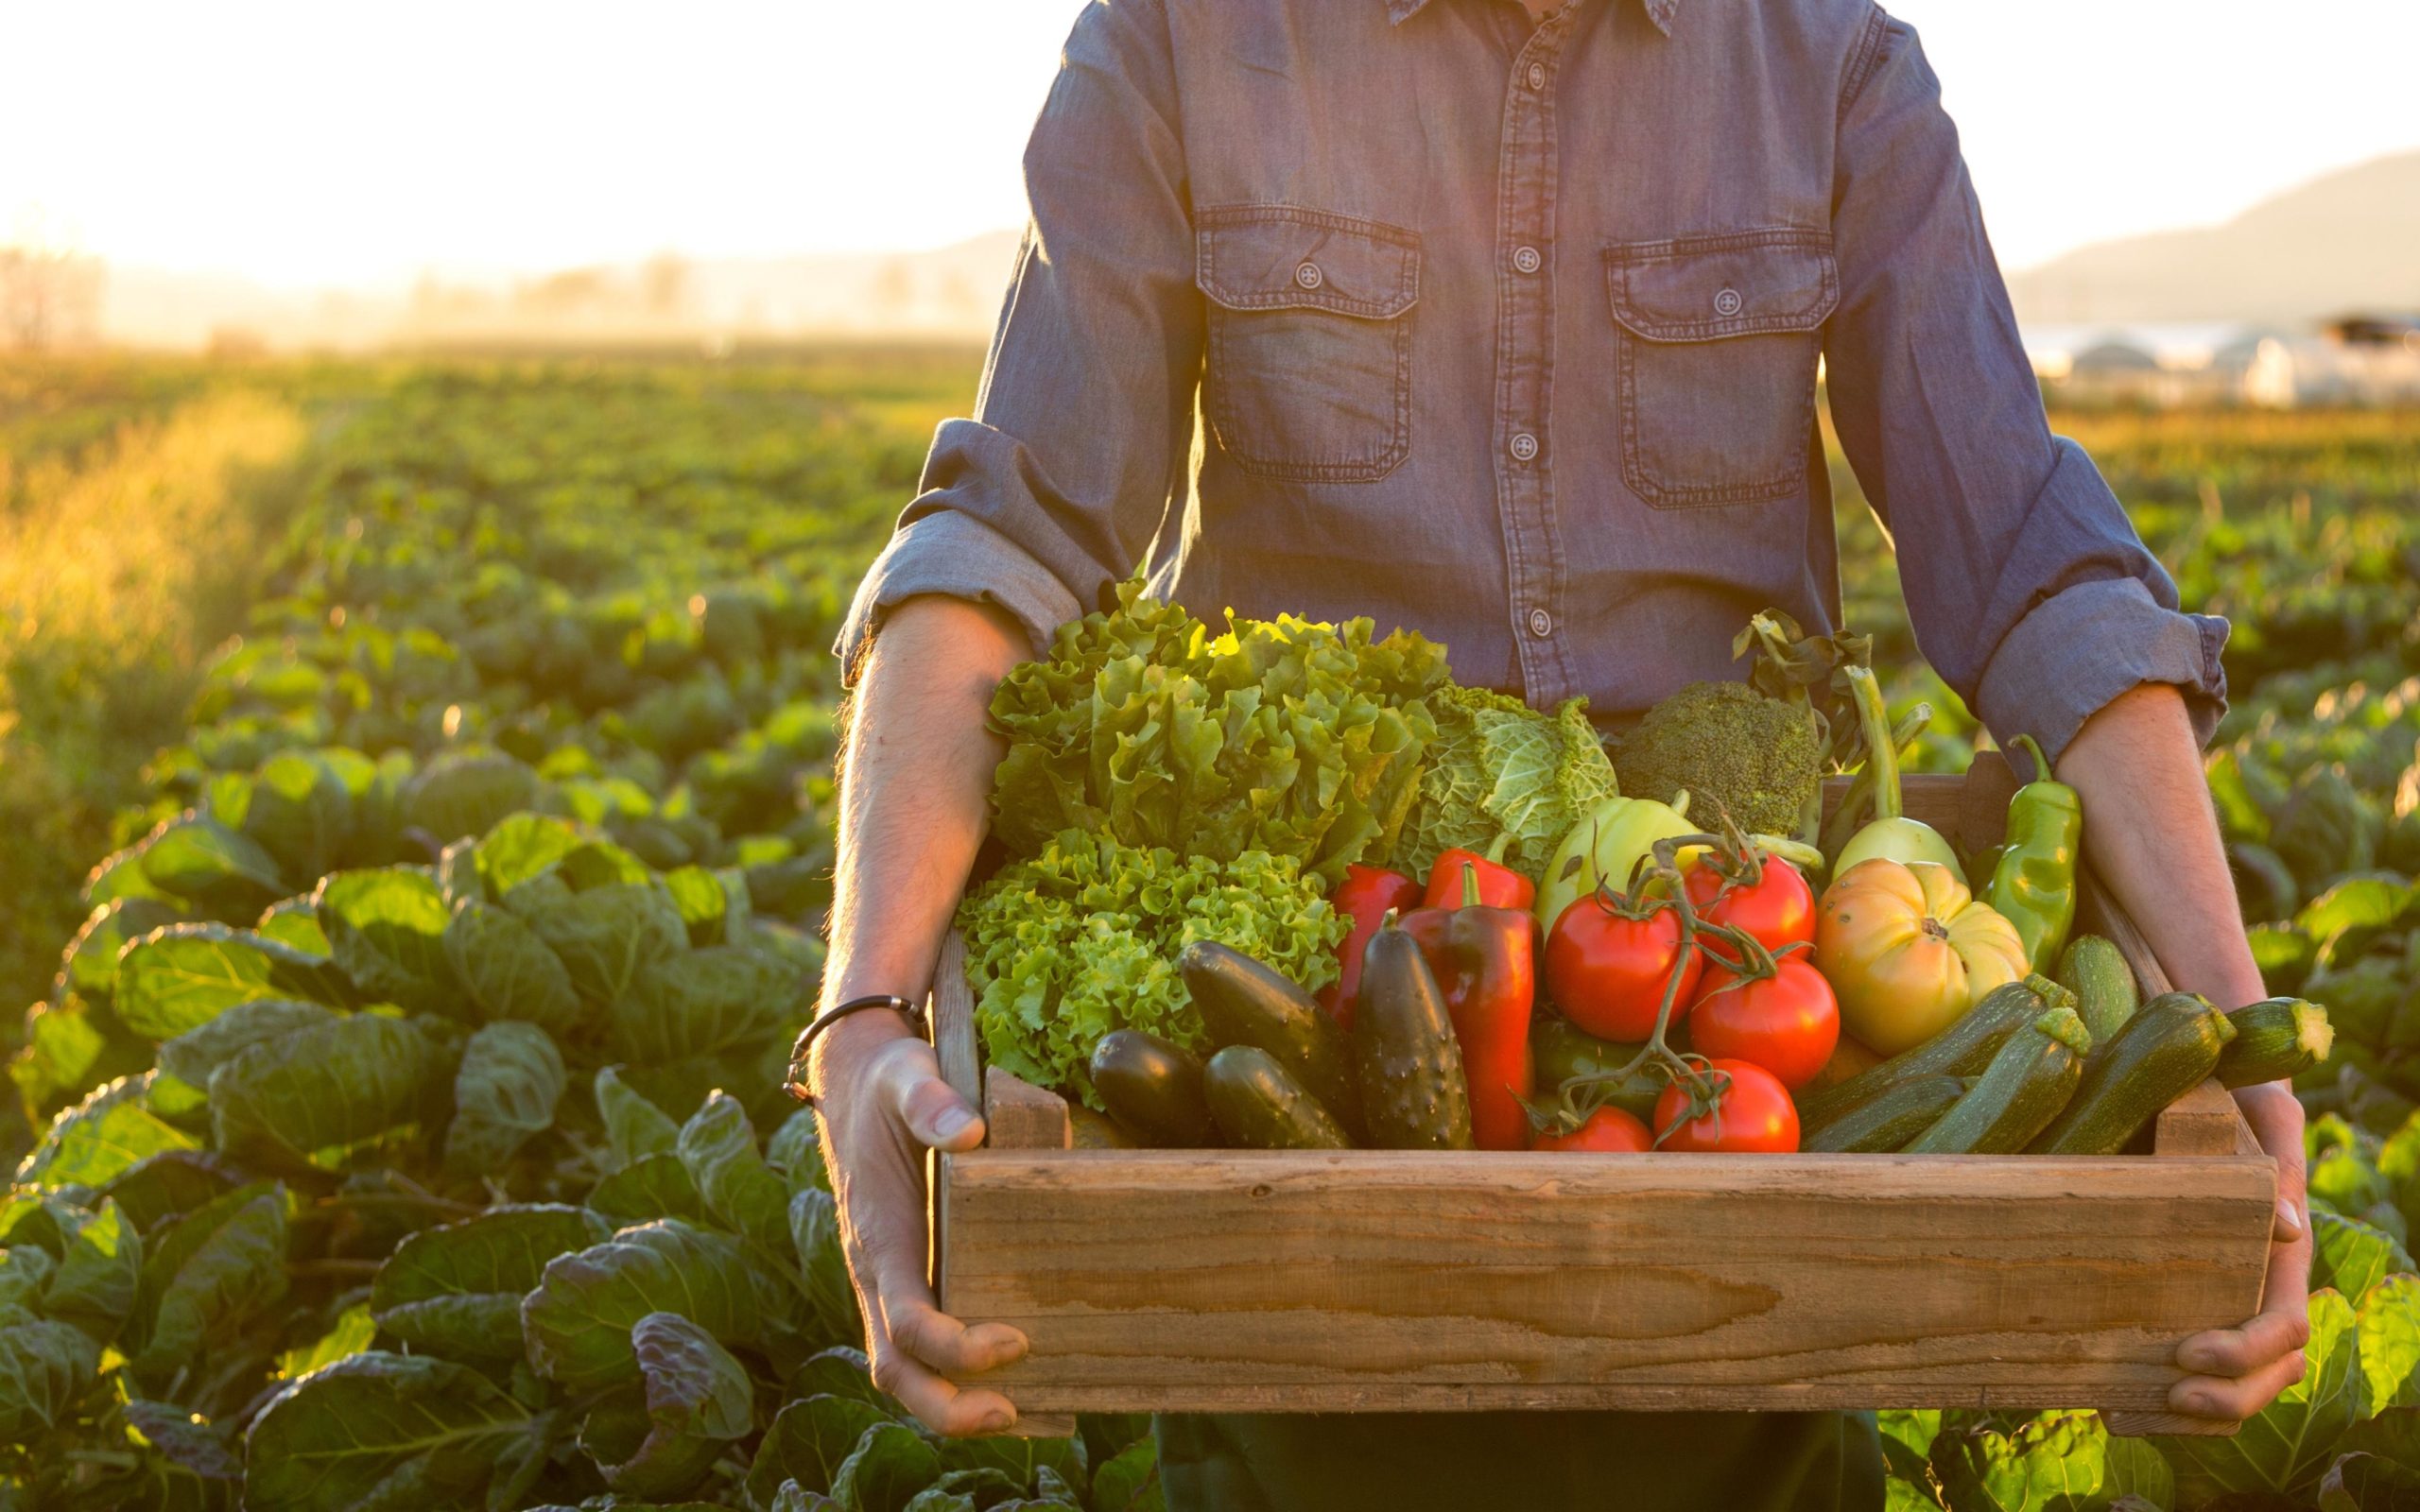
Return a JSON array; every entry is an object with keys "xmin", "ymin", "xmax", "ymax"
[{"xmin": 2028, "ymin": 315, "xmax": 2420, "ymax": 407}]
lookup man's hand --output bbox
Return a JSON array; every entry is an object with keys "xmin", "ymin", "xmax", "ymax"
[
  {"xmin": 2169, "ymin": 1083, "xmax": 2310, "ymax": 1419},
  {"xmin": 2058, "ymin": 683, "xmax": 2312, "ymax": 1420},
  {"xmin": 817, "ymin": 1015, "xmax": 1027, "ymax": 1436}
]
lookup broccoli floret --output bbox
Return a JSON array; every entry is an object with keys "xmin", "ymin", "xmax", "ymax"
[{"xmin": 1611, "ymin": 680, "xmax": 1822, "ymax": 837}]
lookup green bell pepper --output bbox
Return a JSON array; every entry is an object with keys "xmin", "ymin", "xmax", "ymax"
[{"xmin": 1983, "ymin": 733, "xmax": 2083, "ymax": 972}]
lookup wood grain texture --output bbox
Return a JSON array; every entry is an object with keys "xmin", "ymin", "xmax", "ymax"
[
  {"xmin": 985, "ymin": 1068, "xmax": 1072, "ymax": 1152},
  {"xmin": 939, "ymin": 1147, "xmax": 2274, "ymax": 1417}
]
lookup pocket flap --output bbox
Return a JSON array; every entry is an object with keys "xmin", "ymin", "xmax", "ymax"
[
  {"xmin": 1606, "ymin": 230, "xmax": 1838, "ymax": 342},
  {"xmin": 1198, "ymin": 207, "xmax": 1420, "ymax": 319}
]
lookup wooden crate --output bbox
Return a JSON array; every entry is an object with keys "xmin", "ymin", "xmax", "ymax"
[{"xmin": 928, "ymin": 752, "xmax": 2278, "ymax": 1438}]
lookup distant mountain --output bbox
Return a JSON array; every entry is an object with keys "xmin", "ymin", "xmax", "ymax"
[{"xmin": 2007, "ymin": 151, "xmax": 2420, "ymax": 326}]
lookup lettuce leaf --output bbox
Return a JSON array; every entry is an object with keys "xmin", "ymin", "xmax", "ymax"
[
  {"xmin": 956, "ymin": 832, "xmax": 1346, "ymax": 1108},
  {"xmin": 987, "ymin": 581, "xmax": 1449, "ymax": 885},
  {"xmin": 1392, "ymin": 688, "xmax": 1618, "ymax": 884}
]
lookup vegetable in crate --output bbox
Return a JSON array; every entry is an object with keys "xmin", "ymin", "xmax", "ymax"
[
  {"xmin": 1815, "ymin": 857, "xmax": 2028, "ymax": 1056},
  {"xmin": 1803, "ymin": 1074, "xmax": 1968, "ymax": 1153},
  {"xmin": 1532, "ymin": 1103, "xmax": 1652, "ymax": 1152},
  {"xmin": 1420, "ymin": 842, "xmax": 1534, "ymax": 912},
  {"xmin": 1532, "ymin": 789, "xmax": 1699, "ymax": 936},
  {"xmin": 1180, "ymin": 940, "xmax": 1360, "ymax": 1135},
  {"xmin": 986, "ymin": 579, "xmax": 1450, "ymax": 885},
  {"xmin": 1610, "ymin": 680, "xmax": 1823, "ymax": 841},
  {"xmin": 1902, "ymin": 1005, "xmax": 2092, "ymax": 1154},
  {"xmin": 1544, "ymin": 882, "xmax": 1702, "ymax": 1043},
  {"xmin": 1981, "ymin": 734, "xmax": 2083, "ymax": 972},
  {"xmin": 2029, "ymin": 991, "xmax": 2235, "ymax": 1155},
  {"xmin": 2217, "ymin": 997, "xmax": 2334, "ymax": 1088},
  {"xmin": 1531, "ymin": 1014, "xmax": 1666, "ymax": 1123},
  {"xmin": 1653, "ymin": 1057, "xmax": 1800, "ymax": 1153},
  {"xmin": 1688, "ymin": 948, "xmax": 1841, "ymax": 1091},
  {"xmin": 955, "ymin": 832, "xmax": 1345, "ymax": 1108},
  {"xmin": 1204, "ymin": 1045, "xmax": 1353, "ymax": 1149},
  {"xmin": 1684, "ymin": 843, "xmax": 1816, "ymax": 966},
  {"xmin": 1090, "ymin": 1029, "xmax": 1214, "ymax": 1147},
  {"xmin": 1830, "ymin": 664, "xmax": 1966, "ymax": 882},
  {"xmin": 1796, "ymin": 974, "xmax": 2070, "ymax": 1134},
  {"xmin": 1400, "ymin": 863, "xmax": 1537, "ymax": 1151},
  {"xmin": 1389, "ymin": 685, "xmax": 1618, "ymax": 886},
  {"xmin": 1319, "ymin": 863, "xmax": 1424, "ymax": 1031},
  {"xmin": 2056, "ymin": 934, "xmax": 2138, "ymax": 1044},
  {"xmin": 1356, "ymin": 914, "xmax": 1477, "ymax": 1149}
]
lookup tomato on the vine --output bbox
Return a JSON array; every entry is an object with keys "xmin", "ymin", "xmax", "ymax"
[
  {"xmin": 1545, "ymin": 897, "xmax": 1702, "ymax": 1042},
  {"xmin": 1686, "ymin": 956, "xmax": 1841, "ymax": 1091},
  {"xmin": 1530, "ymin": 1105, "xmax": 1652, "ymax": 1153},
  {"xmin": 1651, "ymin": 1058, "xmax": 1800, "ymax": 1153},
  {"xmin": 1685, "ymin": 853, "xmax": 1815, "ymax": 969}
]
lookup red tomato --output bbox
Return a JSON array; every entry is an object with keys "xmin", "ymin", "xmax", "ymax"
[
  {"xmin": 1651, "ymin": 1058, "xmax": 1800, "ymax": 1153},
  {"xmin": 1685, "ymin": 854, "xmax": 1816, "ymax": 969},
  {"xmin": 1545, "ymin": 897, "xmax": 1703, "ymax": 1042},
  {"xmin": 1686, "ymin": 957, "xmax": 1841, "ymax": 1091},
  {"xmin": 1531, "ymin": 1105, "xmax": 1652, "ymax": 1153}
]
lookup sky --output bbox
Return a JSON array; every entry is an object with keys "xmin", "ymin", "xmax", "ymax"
[{"xmin": 4, "ymin": 0, "xmax": 2416, "ymax": 288}]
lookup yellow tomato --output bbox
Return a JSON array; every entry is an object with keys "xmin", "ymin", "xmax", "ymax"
[{"xmin": 1814, "ymin": 858, "xmax": 2029, "ymax": 1056}]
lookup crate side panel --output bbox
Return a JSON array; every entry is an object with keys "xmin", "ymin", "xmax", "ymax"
[{"xmin": 941, "ymin": 1151, "xmax": 2273, "ymax": 1409}]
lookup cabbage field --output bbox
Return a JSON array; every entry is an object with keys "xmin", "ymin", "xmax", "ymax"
[{"xmin": 3, "ymin": 356, "xmax": 2418, "ymax": 1511}]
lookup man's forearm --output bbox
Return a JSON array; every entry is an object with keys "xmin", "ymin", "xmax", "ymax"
[
  {"xmin": 808, "ymin": 594, "xmax": 1028, "ymax": 1099},
  {"xmin": 2054, "ymin": 683, "xmax": 2266, "ymax": 1012}
]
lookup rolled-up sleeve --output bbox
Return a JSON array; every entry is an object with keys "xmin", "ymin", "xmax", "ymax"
[
  {"xmin": 1822, "ymin": 9, "xmax": 2228, "ymax": 759},
  {"xmin": 835, "ymin": 0, "xmax": 1202, "ymax": 683}
]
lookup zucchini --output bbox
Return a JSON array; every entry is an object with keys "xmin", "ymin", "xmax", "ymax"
[
  {"xmin": 1798, "ymin": 975, "xmax": 2070, "ymax": 1133},
  {"xmin": 1203, "ymin": 1046, "xmax": 1352, "ymax": 1150},
  {"xmin": 1531, "ymin": 1015, "xmax": 1663, "ymax": 1123},
  {"xmin": 1902, "ymin": 1005, "xmax": 2091, "ymax": 1154},
  {"xmin": 2217, "ymin": 997, "xmax": 2334, "ymax": 1088},
  {"xmin": 1089, "ymin": 1029, "xmax": 1214, "ymax": 1146},
  {"xmin": 2057, "ymin": 934, "xmax": 2139, "ymax": 1044},
  {"xmin": 1355, "ymin": 923, "xmax": 1475, "ymax": 1151},
  {"xmin": 1180, "ymin": 940, "xmax": 1359, "ymax": 1131},
  {"xmin": 2028, "ymin": 991, "xmax": 2235, "ymax": 1155},
  {"xmin": 1803, "ymin": 1074, "xmax": 1967, "ymax": 1154}
]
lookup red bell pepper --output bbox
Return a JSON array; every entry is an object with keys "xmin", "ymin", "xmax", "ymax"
[
  {"xmin": 1401, "ymin": 863, "xmax": 1537, "ymax": 1151},
  {"xmin": 1320, "ymin": 863, "xmax": 1425, "ymax": 1032},
  {"xmin": 1422, "ymin": 835, "xmax": 1535, "ymax": 912}
]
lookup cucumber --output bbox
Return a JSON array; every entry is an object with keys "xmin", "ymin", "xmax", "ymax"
[
  {"xmin": 1798, "ymin": 975, "xmax": 2070, "ymax": 1134},
  {"xmin": 2028, "ymin": 991, "xmax": 2236, "ymax": 1155},
  {"xmin": 1089, "ymin": 1029, "xmax": 1214, "ymax": 1147},
  {"xmin": 1202, "ymin": 1046, "xmax": 1351, "ymax": 1150},
  {"xmin": 2217, "ymin": 997, "xmax": 2334, "ymax": 1088},
  {"xmin": 1902, "ymin": 1005, "xmax": 2091, "ymax": 1154},
  {"xmin": 1803, "ymin": 1074, "xmax": 1967, "ymax": 1154},
  {"xmin": 1180, "ymin": 940, "xmax": 1359, "ymax": 1132},
  {"xmin": 2057, "ymin": 935, "xmax": 2139, "ymax": 1044},
  {"xmin": 1355, "ymin": 924, "xmax": 1475, "ymax": 1151}
]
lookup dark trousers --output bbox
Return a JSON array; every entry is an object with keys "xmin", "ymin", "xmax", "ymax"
[{"xmin": 1156, "ymin": 1408, "xmax": 1886, "ymax": 1511}]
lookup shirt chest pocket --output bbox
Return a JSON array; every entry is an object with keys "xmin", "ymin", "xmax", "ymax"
[
  {"xmin": 1605, "ymin": 230, "xmax": 1840, "ymax": 508},
  {"xmin": 1197, "ymin": 206, "xmax": 1420, "ymax": 483}
]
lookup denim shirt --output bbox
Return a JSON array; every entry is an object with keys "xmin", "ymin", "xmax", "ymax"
[{"xmin": 838, "ymin": 0, "xmax": 2228, "ymax": 758}]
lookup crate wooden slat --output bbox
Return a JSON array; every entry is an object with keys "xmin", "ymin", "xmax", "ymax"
[{"xmin": 930, "ymin": 755, "xmax": 2279, "ymax": 1435}]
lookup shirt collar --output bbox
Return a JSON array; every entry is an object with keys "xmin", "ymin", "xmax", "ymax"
[{"xmin": 1384, "ymin": 0, "xmax": 1678, "ymax": 37}]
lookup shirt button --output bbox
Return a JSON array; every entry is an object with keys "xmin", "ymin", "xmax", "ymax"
[
  {"xmin": 1509, "ymin": 432, "xmax": 1539, "ymax": 462},
  {"xmin": 1529, "ymin": 608, "xmax": 1554, "ymax": 638},
  {"xmin": 1526, "ymin": 61, "xmax": 1547, "ymax": 90},
  {"xmin": 1714, "ymin": 286, "xmax": 1744, "ymax": 317},
  {"xmin": 1295, "ymin": 262, "xmax": 1323, "ymax": 291},
  {"xmin": 1512, "ymin": 246, "xmax": 1542, "ymax": 275}
]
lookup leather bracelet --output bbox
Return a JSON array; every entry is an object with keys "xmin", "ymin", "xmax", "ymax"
[{"xmin": 784, "ymin": 994, "xmax": 927, "ymax": 1107}]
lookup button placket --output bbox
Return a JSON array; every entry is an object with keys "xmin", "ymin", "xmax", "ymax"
[{"xmin": 1491, "ymin": 13, "xmax": 1580, "ymax": 698}]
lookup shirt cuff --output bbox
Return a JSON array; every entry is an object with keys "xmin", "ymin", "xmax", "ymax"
[
  {"xmin": 833, "ymin": 510, "xmax": 1082, "ymax": 686},
  {"xmin": 1973, "ymin": 577, "xmax": 2231, "ymax": 763}
]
